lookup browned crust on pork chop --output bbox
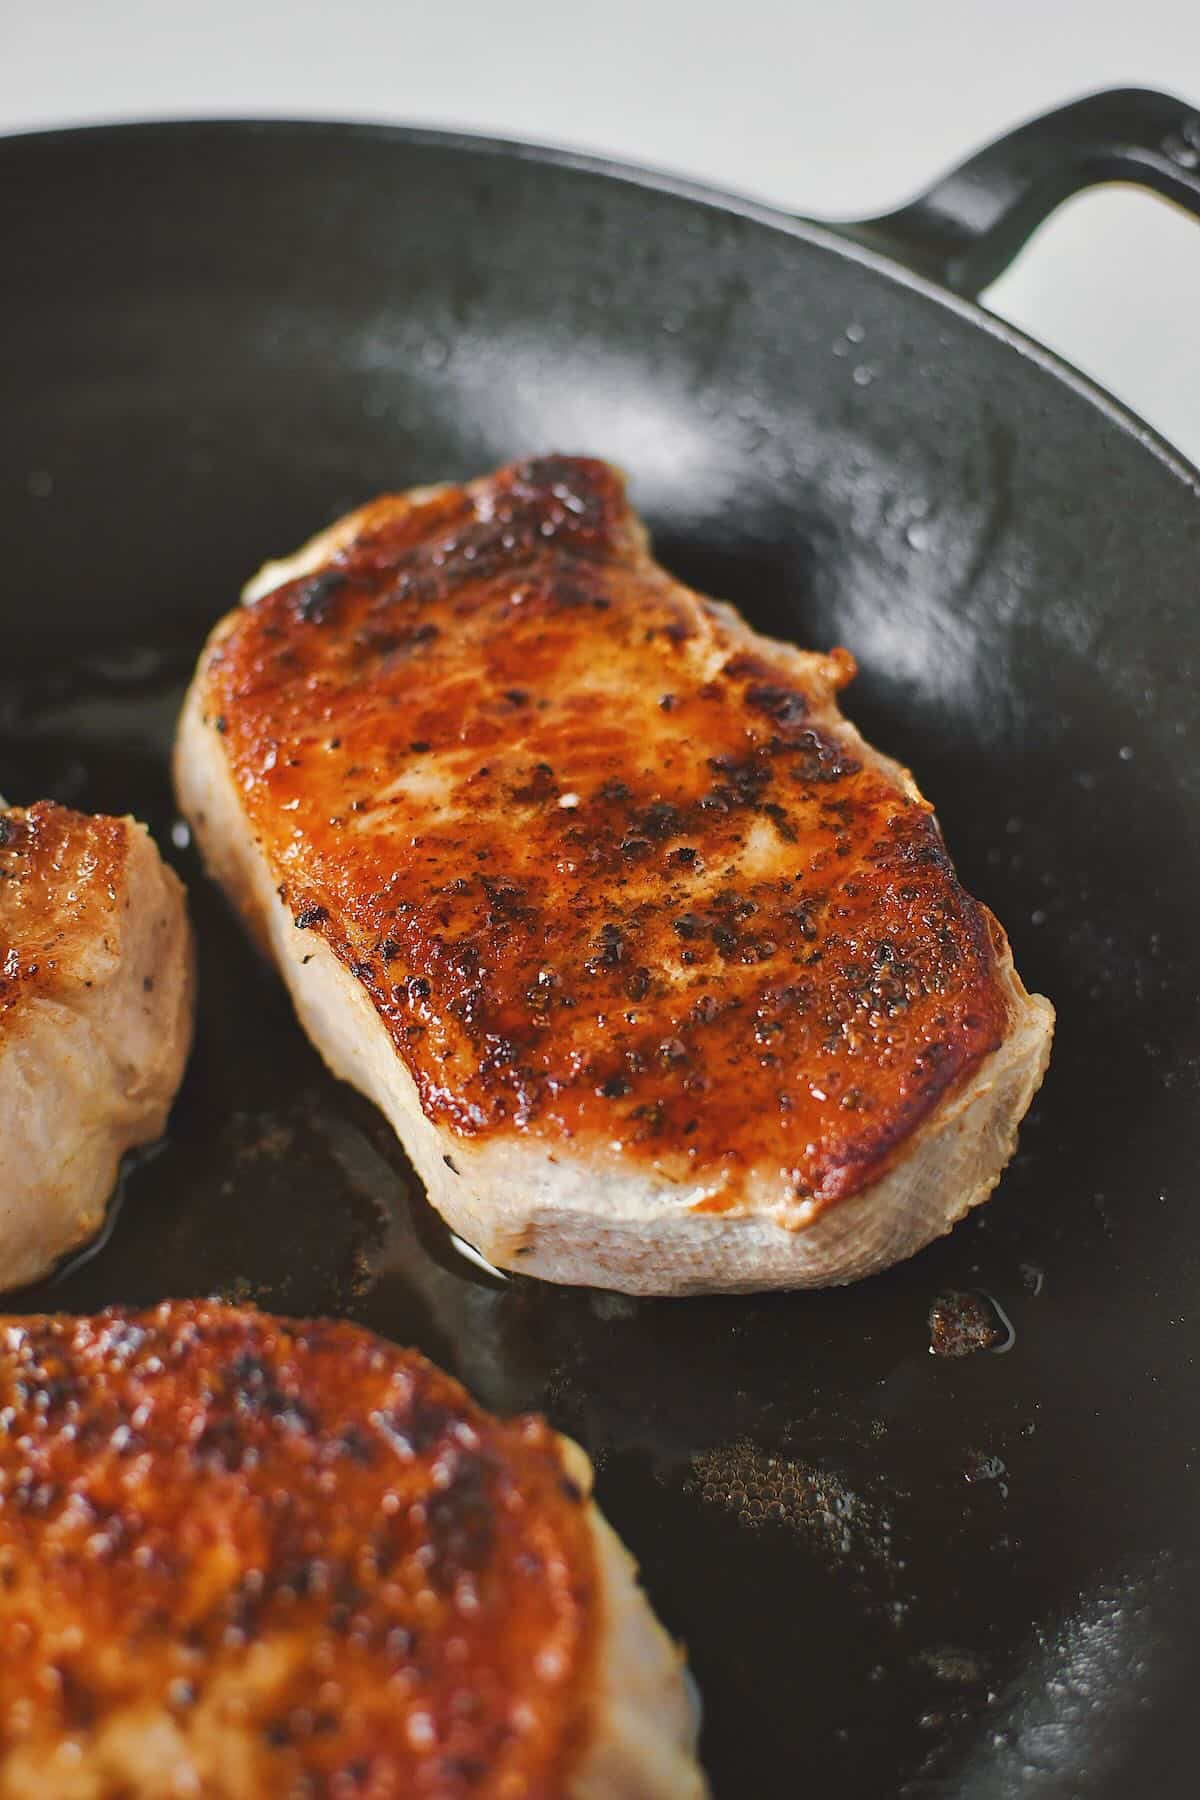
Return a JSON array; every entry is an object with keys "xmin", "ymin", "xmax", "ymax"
[
  {"xmin": 181, "ymin": 457, "xmax": 1048, "ymax": 1234},
  {"xmin": 0, "ymin": 1300, "xmax": 704, "ymax": 1797}
]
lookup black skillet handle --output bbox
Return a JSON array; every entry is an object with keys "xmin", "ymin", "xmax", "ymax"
[{"xmin": 836, "ymin": 88, "xmax": 1200, "ymax": 300}]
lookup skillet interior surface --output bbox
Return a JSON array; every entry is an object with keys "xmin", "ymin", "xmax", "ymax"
[{"xmin": 3, "ymin": 121, "xmax": 1200, "ymax": 1797}]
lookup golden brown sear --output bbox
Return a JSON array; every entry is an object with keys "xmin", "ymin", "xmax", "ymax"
[
  {"xmin": 202, "ymin": 455, "xmax": 1008, "ymax": 1214},
  {"xmin": 0, "ymin": 803, "xmax": 131, "ymax": 1028},
  {"xmin": 0, "ymin": 1301, "xmax": 604, "ymax": 1797}
]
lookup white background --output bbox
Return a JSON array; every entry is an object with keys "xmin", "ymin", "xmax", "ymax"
[{"xmin": 6, "ymin": 0, "xmax": 1200, "ymax": 465}]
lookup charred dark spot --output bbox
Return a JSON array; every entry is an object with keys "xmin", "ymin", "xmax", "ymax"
[
  {"xmin": 481, "ymin": 878, "xmax": 528, "ymax": 922},
  {"xmin": 407, "ymin": 976, "xmax": 431, "ymax": 1001},
  {"xmin": 787, "ymin": 905, "xmax": 820, "ymax": 941},
  {"xmin": 513, "ymin": 454, "xmax": 615, "ymax": 524},
  {"xmin": 450, "ymin": 943, "xmax": 480, "ymax": 978},
  {"xmin": 295, "ymin": 570, "xmax": 348, "ymax": 624},
  {"xmin": 668, "ymin": 846, "xmax": 698, "ymax": 867},
  {"xmin": 336, "ymin": 1424, "xmax": 376, "ymax": 1466},
  {"xmin": 58, "ymin": 1665, "xmax": 99, "ymax": 1731},
  {"xmin": 705, "ymin": 751, "xmax": 773, "ymax": 808},
  {"xmin": 672, "ymin": 913, "xmax": 707, "ymax": 941},
  {"xmin": 443, "ymin": 1154, "xmax": 460, "ymax": 1174},
  {"xmin": 480, "ymin": 1038, "xmax": 519, "ymax": 1075},
  {"xmin": 377, "ymin": 938, "xmax": 402, "ymax": 961},
  {"xmin": 711, "ymin": 892, "xmax": 758, "ymax": 921},
  {"xmin": 193, "ymin": 1415, "xmax": 255, "ymax": 1472},
  {"xmin": 625, "ymin": 967, "xmax": 651, "ymax": 1001},
  {"xmin": 548, "ymin": 570, "xmax": 608, "ymax": 610},
  {"xmin": 745, "ymin": 683, "xmax": 808, "ymax": 727},
  {"xmin": 510, "ymin": 762, "xmax": 558, "ymax": 805},
  {"xmin": 790, "ymin": 730, "xmax": 861, "ymax": 785},
  {"xmin": 741, "ymin": 939, "xmax": 778, "ymax": 964},
  {"xmin": 214, "ymin": 715, "xmax": 228, "ymax": 735},
  {"xmin": 631, "ymin": 1099, "xmax": 666, "ymax": 1134},
  {"xmin": 586, "ymin": 923, "xmax": 624, "ymax": 972},
  {"xmin": 599, "ymin": 1073, "xmax": 632, "ymax": 1099},
  {"xmin": 409, "ymin": 740, "xmax": 431, "ymax": 754},
  {"xmin": 425, "ymin": 1450, "xmax": 495, "ymax": 1584},
  {"xmin": 936, "ymin": 926, "xmax": 963, "ymax": 968},
  {"xmin": 224, "ymin": 1352, "xmax": 317, "ymax": 1436},
  {"xmin": 372, "ymin": 1391, "xmax": 455, "ymax": 1463},
  {"xmin": 634, "ymin": 800, "xmax": 681, "ymax": 841},
  {"xmin": 356, "ymin": 627, "xmax": 402, "ymax": 658},
  {"xmin": 293, "ymin": 904, "xmax": 327, "ymax": 930},
  {"xmin": 597, "ymin": 778, "xmax": 631, "ymax": 805}
]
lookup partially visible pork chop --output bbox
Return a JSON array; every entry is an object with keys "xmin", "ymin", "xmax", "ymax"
[
  {"xmin": 0, "ymin": 803, "xmax": 194, "ymax": 1290},
  {"xmin": 0, "ymin": 1299, "xmax": 706, "ymax": 1798},
  {"xmin": 176, "ymin": 455, "xmax": 1053, "ymax": 1294}
]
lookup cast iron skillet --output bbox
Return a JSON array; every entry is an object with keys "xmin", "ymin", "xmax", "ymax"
[{"xmin": 4, "ymin": 88, "xmax": 1200, "ymax": 1797}]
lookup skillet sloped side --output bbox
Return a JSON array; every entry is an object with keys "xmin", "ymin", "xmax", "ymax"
[{"xmin": 2, "ymin": 121, "xmax": 1199, "ymax": 1799}]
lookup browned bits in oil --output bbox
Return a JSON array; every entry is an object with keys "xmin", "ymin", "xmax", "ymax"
[
  {"xmin": 929, "ymin": 1291, "xmax": 1008, "ymax": 1357},
  {"xmin": 207, "ymin": 455, "xmax": 1008, "ymax": 1215}
]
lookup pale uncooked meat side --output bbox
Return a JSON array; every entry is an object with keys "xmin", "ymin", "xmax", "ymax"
[{"xmin": 557, "ymin": 1434, "xmax": 707, "ymax": 1798}]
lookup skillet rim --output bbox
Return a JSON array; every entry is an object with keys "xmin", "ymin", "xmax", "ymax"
[{"xmin": 3, "ymin": 112, "xmax": 1198, "ymax": 500}]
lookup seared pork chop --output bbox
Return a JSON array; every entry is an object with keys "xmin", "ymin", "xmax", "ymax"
[
  {"xmin": 176, "ymin": 456, "xmax": 1053, "ymax": 1294},
  {"xmin": 0, "ymin": 803, "xmax": 193, "ymax": 1291},
  {"xmin": 0, "ymin": 1299, "xmax": 705, "ymax": 1798}
]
